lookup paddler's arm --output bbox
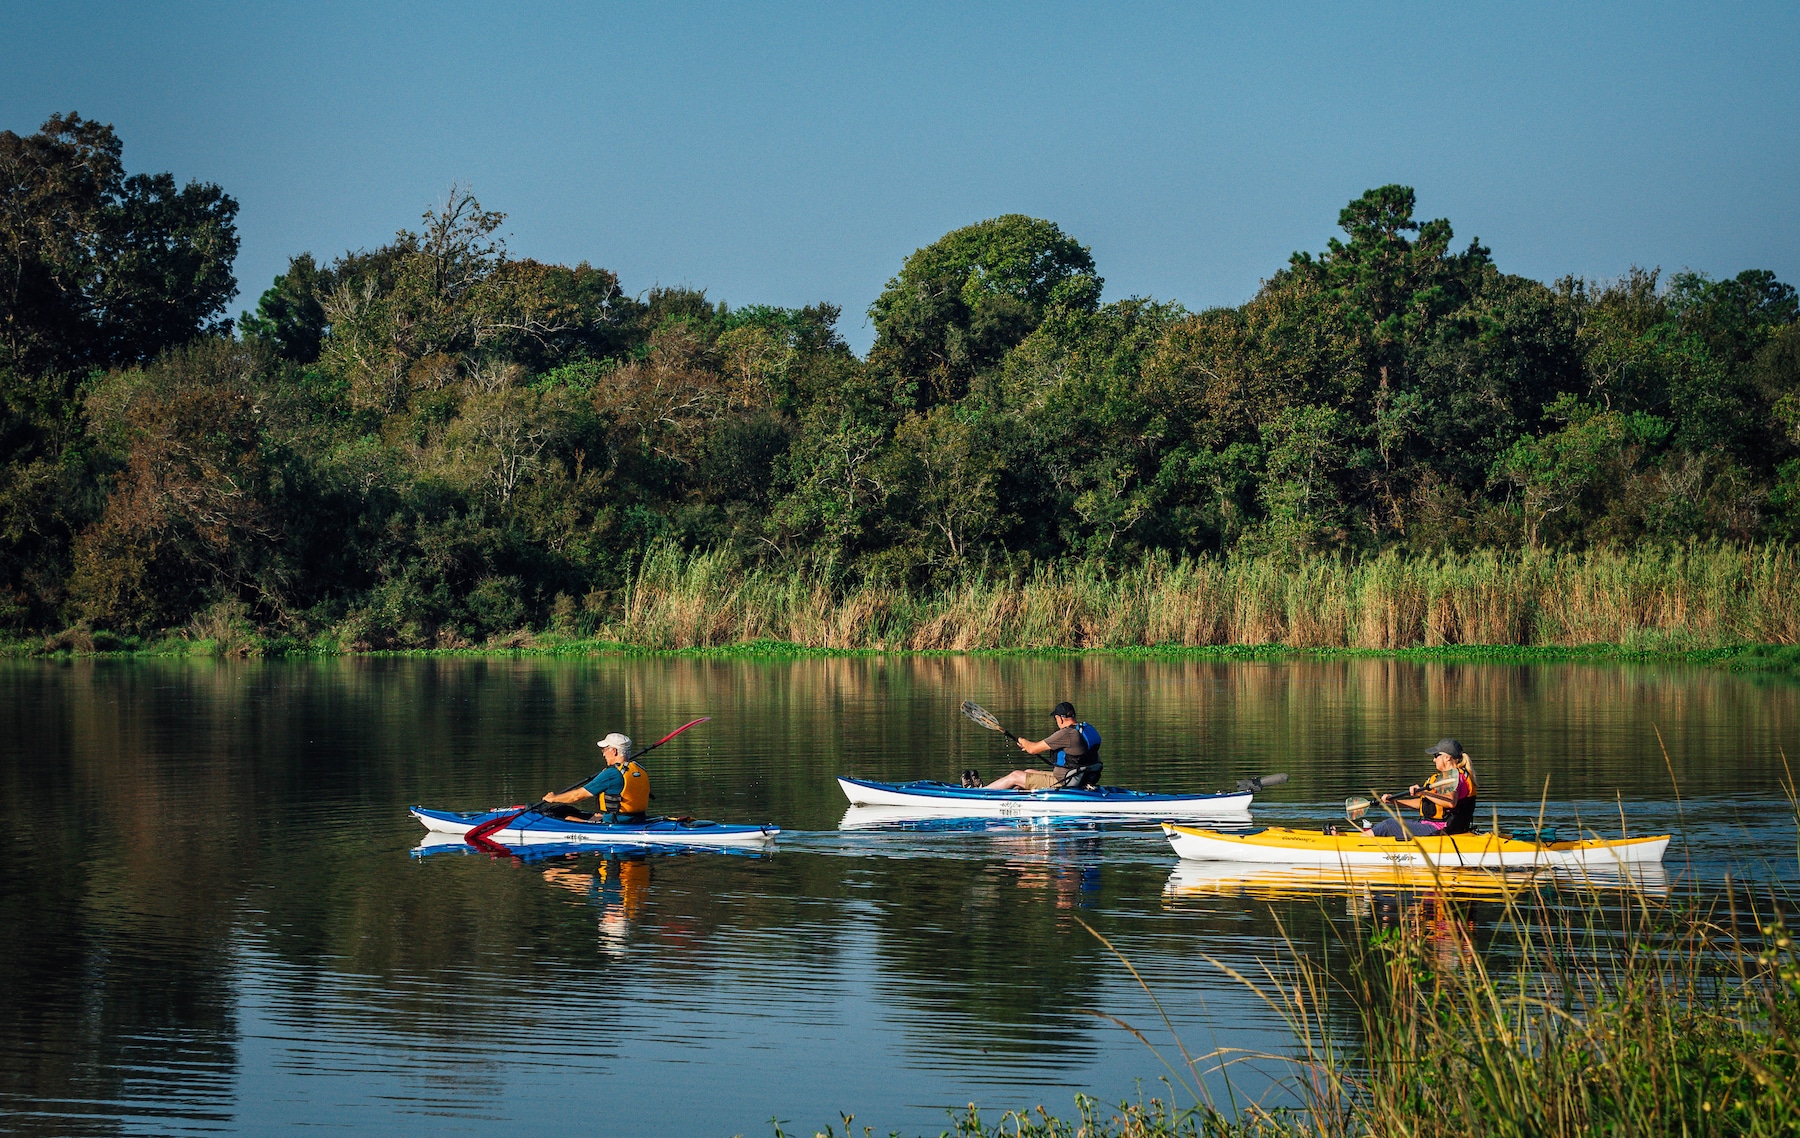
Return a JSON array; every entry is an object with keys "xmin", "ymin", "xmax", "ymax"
[
  {"xmin": 1380, "ymin": 789, "xmax": 1453, "ymax": 810},
  {"xmin": 1016, "ymin": 736, "xmax": 1053, "ymax": 755},
  {"xmin": 543, "ymin": 786, "xmax": 594, "ymax": 806}
]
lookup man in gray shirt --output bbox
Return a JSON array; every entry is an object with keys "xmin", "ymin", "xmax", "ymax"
[{"xmin": 974, "ymin": 701, "xmax": 1098, "ymax": 790}]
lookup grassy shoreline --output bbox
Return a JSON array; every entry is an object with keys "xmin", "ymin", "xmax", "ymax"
[
  {"xmin": 5, "ymin": 633, "xmax": 1799, "ymax": 678},
  {"xmin": 7, "ymin": 545, "xmax": 1798, "ymax": 676}
]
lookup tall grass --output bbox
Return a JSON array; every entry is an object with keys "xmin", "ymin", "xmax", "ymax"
[
  {"xmin": 796, "ymin": 881, "xmax": 1800, "ymax": 1138},
  {"xmin": 1237, "ymin": 884, "xmax": 1800, "ymax": 1137},
  {"xmin": 607, "ymin": 543, "xmax": 1800, "ymax": 651}
]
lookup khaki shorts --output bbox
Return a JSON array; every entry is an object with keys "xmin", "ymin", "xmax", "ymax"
[{"xmin": 1022, "ymin": 769, "xmax": 1065, "ymax": 790}]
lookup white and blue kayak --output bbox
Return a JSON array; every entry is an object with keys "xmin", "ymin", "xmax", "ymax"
[
  {"xmin": 410, "ymin": 806, "xmax": 779, "ymax": 847},
  {"xmin": 836, "ymin": 776, "xmax": 1254, "ymax": 817}
]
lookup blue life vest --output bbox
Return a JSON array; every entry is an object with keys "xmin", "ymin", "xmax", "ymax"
[{"xmin": 1055, "ymin": 722, "xmax": 1103, "ymax": 769}]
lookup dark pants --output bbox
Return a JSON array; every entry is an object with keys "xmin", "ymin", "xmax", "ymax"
[{"xmin": 1370, "ymin": 818, "xmax": 1442, "ymax": 839}]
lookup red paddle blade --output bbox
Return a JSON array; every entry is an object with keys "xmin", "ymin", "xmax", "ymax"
[
  {"xmin": 465, "ymin": 805, "xmax": 531, "ymax": 843},
  {"xmin": 646, "ymin": 716, "xmax": 710, "ymax": 750},
  {"xmin": 464, "ymin": 831, "xmax": 511, "ymax": 857}
]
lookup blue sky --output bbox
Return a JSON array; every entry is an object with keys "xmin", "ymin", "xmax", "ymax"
[{"xmin": 4, "ymin": 1, "xmax": 1796, "ymax": 354}]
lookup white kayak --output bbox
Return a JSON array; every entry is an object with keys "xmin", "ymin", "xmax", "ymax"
[
  {"xmin": 411, "ymin": 806, "xmax": 779, "ymax": 847},
  {"xmin": 837, "ymin": 776, "xmax": 1254, "ymax": 817},
  {"xmin": 1162, "ymin": 823, "xmax": 1669, "ymax": 868}
]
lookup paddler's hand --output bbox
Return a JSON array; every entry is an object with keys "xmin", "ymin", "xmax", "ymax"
[
  {"xmin": 1379, "ymin": 793, "xmax": 1394, "ymax": 805},
  {"xmin": 1408, "ymin": 784, "xmax": 1422, "ymax": 796},
  {"xmin": 1015, "ymin": 736, "xmax": 1030, "ymax": 752}
]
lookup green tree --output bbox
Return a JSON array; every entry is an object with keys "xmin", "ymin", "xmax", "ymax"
[
  {"xmin": 69, "ymin": 341, "xmax": 282, "ymax": 630},
  {"xmin": 868, "ymin": 215, "xmax": 1101, "ymax": 408},
  {"xmin": 239, "ymin": 253, "xmax": 333, "ymax": 363},
  {"xmin": 1492, "ymin": 394, "xmax": 1669, "ymax": 547},
  {"xmin": 0, "ymin": 113, "xmax": 238, "ymax": 376},
  {"xmin": 877, "ymin": 406, "xmax": 1003, "ymax": 575}
]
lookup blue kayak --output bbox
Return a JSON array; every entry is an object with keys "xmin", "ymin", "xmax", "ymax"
[
  {"xmin": 410, "ymin": 806, "xmax": 779, "ymax": 846},
  {"xmin": 835, "ymin": 776, "xmax": 1254, "ymax": 817}
]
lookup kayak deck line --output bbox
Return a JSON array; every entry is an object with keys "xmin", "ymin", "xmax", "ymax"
[
  {"xmin": 837, "ymin": 776, "xmax": 1255, "ymax": 817},
  {"xmin": 410, "ymin": 806, "xmax": 779, "ymax": 847},
  {"xmin": 1161, "ymin": 823, "xmax": 1669, "ymax": 868}
]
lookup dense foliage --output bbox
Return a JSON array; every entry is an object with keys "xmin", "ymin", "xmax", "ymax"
[{"xmin": 3, "ymin": 113, "xmax": 1797, "ymax": 646}]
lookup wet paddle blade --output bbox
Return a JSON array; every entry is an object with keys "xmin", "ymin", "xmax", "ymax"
[
  {"xmin": 464, "ymin": 830, "xmax": 512, "ymax": 857},
  {"xmin": 466, "ymin": 804, "xmax": 535, "ymax": 843},
  {"xmin": 961, "ymin": 700, "xmax": 1004, "ymax": 732},
  {"xmin": 1236, "ymin": 771, "xmax": 1289, "ymax": 794}
]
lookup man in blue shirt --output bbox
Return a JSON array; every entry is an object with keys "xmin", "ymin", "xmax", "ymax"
[{"xmin": 542, "ymin": 733, "xmax": 649, "ymax": 822}]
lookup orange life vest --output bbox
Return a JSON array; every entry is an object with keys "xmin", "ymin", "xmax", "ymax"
[
  {"xmin": 617, "ymin": 760, "xmax": 650, "ymax": 815},
  {"xmin": 1418, "ymin": 769, "xmax": 1476, "ymax": 823}
]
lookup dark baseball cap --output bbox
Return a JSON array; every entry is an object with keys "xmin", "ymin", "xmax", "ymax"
[
  {"xmin": 1427, "ymin": 738, "xmax": 1464, "ymax": 759},
  {"xmin": 1052, "ymin": 701, "xmax": 1076, "ymax": 719}
]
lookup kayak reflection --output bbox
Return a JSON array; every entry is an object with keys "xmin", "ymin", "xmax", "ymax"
[
  {"xmin": 838, "ymin": 804, "xmax": 1128, "ymax": 833},
  {"xmin": 995, "ymin": 833, "xmax": 1106, "ymax": 911},
  {"xmin": 1162, "ymin": 859, "xmax": 1671, "ymax": 903},
  {"xmin": 411, "ymin": 830, "xmax": 774, "ymax": 863}
]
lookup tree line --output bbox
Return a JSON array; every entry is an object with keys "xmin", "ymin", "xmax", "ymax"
[{"xmin": 2, "ymin": 113, "xmax": 1797, "ymax": 647}]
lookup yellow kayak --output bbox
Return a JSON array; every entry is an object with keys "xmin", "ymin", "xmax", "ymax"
[{"xmin": 1161, "ymin": 823, "xmax": 1669, "ymax": 868}]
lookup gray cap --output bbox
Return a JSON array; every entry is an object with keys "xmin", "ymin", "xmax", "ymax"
[{"xmin": 1426, "ymin": 738, "xmax": 1463, "ymax": 759}]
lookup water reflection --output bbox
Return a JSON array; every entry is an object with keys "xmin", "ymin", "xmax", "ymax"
[
  {"xmin": 1162, "ymin": 860, "xmax": 1673, "ymax": 903},
  {"xmin": 838, "ymin": 805, "xmax": 1137, "ymax": 833},
  {"xmin": 0, "ymin": 655, "xmax": 1793, "ymax": 1136}
]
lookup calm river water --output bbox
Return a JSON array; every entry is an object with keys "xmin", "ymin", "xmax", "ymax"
[{"xmin": 2, "ymin": 655, "xmax": 1796, "ymax": 1136}]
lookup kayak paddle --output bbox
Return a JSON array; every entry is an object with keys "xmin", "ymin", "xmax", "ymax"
[
  {"xmin": 960, "ymin": 700, "xmax": 1018, "ymax": 742},
  {"xmin": 1234, "ymin": 772, "xmax": 1289, "ymax": 794},
  {"xmin": 1344, "ymin": 790, "xmax": 1417, "ymax": 825},
  {"xmin": 464, "ymin": 716, "xmax": 712, "ymax": 844}
]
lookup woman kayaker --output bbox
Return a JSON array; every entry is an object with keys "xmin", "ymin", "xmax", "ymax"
[
  {"xmin": 971, "ymin": 702, "xmax": 1102, "ymax": 790},
  {"xmin": 541, "ymin": 732, "xmax": 652, "ymax": 823},
  {"xmin": 1371, "ymin": 739, "xmax": 1477, "ymax": 838}
]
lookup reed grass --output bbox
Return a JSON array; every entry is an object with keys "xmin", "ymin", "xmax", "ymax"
[
  {"xmin": 1243, "ymin": 886, "xmax": 1799, "ymax": 1137},
  {"xmin": 790, "ymin": 879, "xmax": 1800, "ymax": 1138},
  {"xmin": 608, "ymin": 543, "xmax": 1800, "ymax": 652}
]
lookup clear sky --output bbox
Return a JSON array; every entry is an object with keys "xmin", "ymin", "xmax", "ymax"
[{"xmin": 4, "ymin": 1, "xmax": 1796, "ymax": 355}]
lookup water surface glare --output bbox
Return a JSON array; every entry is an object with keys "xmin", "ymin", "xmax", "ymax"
[{"xmin": 1, "ymin": 655, "xmax": 1795, "ymax": 1136}]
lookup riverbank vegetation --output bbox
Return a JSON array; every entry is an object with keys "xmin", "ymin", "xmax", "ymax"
[
  {"xmin": 4, "ymin": 113, "xmax": 1800, "ymax": 653},
  {"xmin": 805, "ymin": 882, "xmax": 1800, "ymax": 1137}
]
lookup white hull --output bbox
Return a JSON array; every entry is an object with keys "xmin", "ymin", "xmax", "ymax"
[
  {"xmin": 1162, "ymin": 824, "xmax": 1669, "ymax": 868},
  {"xmin": 837, "ymin": 777, "xmax": 1253, "ymax": 817},
  {"xmin": 412, "ymin": 809, "xmax": 778, "ymax": 847},
  {"xmin": 1163, "ymin": 859, "xmax": 1671, "ymax": 900}
]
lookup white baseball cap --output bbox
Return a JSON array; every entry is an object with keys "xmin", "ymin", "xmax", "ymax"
[{"xmin": 597, "ymin": 732, "xmax": 632, "ymax": 754}]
